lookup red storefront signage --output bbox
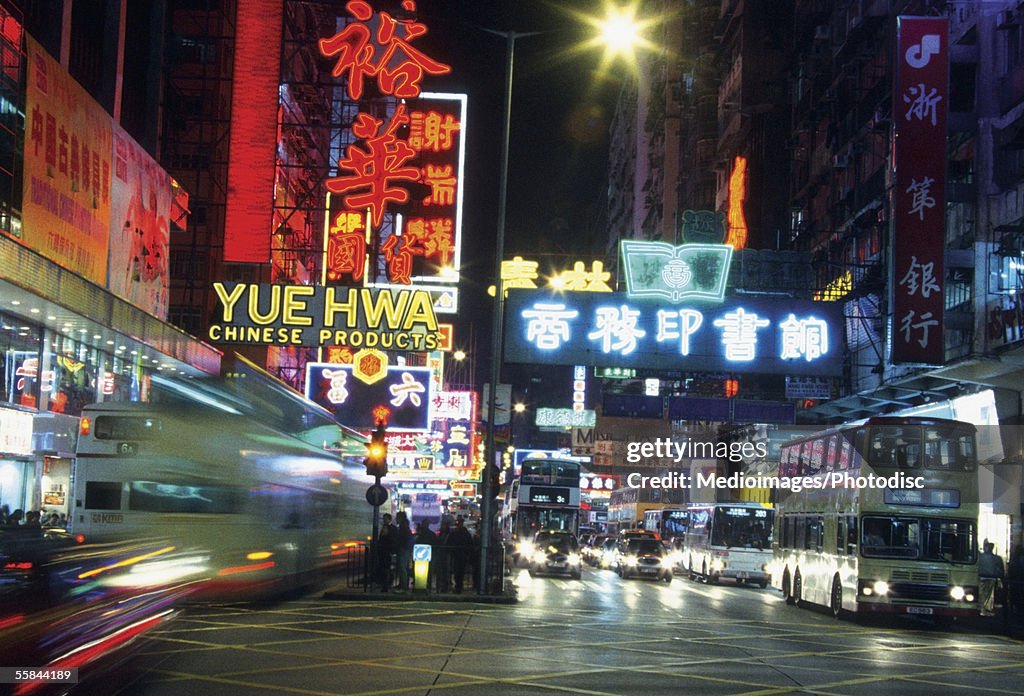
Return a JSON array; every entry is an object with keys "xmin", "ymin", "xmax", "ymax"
[{"xmin": 892, "ymin": 17, "xmax": 948, "ymax": 364}]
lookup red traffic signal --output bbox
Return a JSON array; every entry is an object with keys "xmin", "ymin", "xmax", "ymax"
[{"xmin": 364, "ymin": 421, "xmax": 388, "ymax": 478}]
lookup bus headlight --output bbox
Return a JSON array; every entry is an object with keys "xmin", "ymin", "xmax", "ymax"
[
  {"xmin": 711, "ymin": 559, "xmax": 725, "ymax": 571},
  {"xmin": 873, "ymin": 580, "xmax": 890, "ymax": 596},
  {"xmin": 950, "ymin": 585, "xmax": 965, "ymax": 601}
]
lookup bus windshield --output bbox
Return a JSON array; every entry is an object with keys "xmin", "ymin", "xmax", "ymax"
[
  {"xmin": 861, "ymin": 516, "xmax": 977, "ymax": 563},
  {"xmin": 711, "ymin": 507, "xmax": 773, "ymax": 549}
]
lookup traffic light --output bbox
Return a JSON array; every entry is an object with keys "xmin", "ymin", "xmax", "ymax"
[{"xmin": 364, "ymin": 421, "xmax": 388, "ymax": 478}]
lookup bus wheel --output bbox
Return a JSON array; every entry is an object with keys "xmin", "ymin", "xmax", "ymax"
[
  {"xmin": 830, "ymin": 576, "xmax": 843, "ymax": 618},
  {"xmin": 793, "ymin": 571, "xmax": 803, "ymax": 607},
  {"xmin": 783, "ymin": 570, "xmax": 794, "ymax": 604}
]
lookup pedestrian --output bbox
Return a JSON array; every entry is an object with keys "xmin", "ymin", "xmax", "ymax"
[
  {"xmin": 435, "ymin": 515, "xmax": 453, "ymax": 593},
  {"xmin": 979, "ymin": 539, "xmax": 1005, "ymax": 617},
  {"xmin": 448, "ymin": 515, "xmax": 473, "ymax": 593},
  {"xmin": 376, "ymin": 513, "xmax": 396, "ymax": 592},
  {"xmin": 414, "ymin": 520, "xmax": 436, "ymax": 590},
  {"xmin": 393, "ymin": 511, "xmax": 413, "ymax": 592}
]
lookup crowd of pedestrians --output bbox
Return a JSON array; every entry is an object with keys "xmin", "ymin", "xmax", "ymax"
[
  {"xmin": 373, "ymin": 511, "xmax": 479, "ymax": 593},
  {"xmin": 0, "ymin": 505, "xmax": 66, "ymax": 528}
]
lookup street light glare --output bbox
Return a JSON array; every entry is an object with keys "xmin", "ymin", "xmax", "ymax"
[{"xmin": 600, "ymin": 7, "xmax": 641, "ymax": 57}]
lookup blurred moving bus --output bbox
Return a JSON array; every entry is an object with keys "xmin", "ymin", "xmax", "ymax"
[
  {"xmin": 772, "ymin": 417, "xmax": 980, "ymax": 618},
  {"xmin": 684, "ymin": 502, "xmax": 773, "ymax": 588},
  {"xmin": 71, "ymin": 369, "xmax": 359, "ymax": 596},
  {"xmin": 502, "ymin": 457, "xmax": 581, "ymax": 564}
]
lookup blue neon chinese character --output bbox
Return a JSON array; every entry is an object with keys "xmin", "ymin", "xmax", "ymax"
[
  {"xmin": 522, "ymin": 303, "xmax": 579, "ymax": 350},
  {"xmin": 713, "ymin": 308, "xmax": 769, "ymax": 361},
  {"xmin": 779, "ymin": 314, "xmax": 829, "ymax": 361},
  {"xmin": 588, "ymin": 305, "xmax": 646, "ymax": 355},
  {"xmin": 655, "ymin": 309, "xmax": 704, "ymax": 356}
]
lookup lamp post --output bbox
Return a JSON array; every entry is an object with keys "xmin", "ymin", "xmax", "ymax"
[
  {"xmin": 479, "ymin": 27, "xmax": 541, "ymax": 595},
  {"xmin": 477, "ymin": 11, "xmax": 647, "ymax": 594}
]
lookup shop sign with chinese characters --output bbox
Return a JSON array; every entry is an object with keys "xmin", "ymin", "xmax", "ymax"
[
  {"xmin": 504, "ymin": 290, "xmax": 842, "ymax": 376},
  {"xmin": 620, "ymin": 242, "xmax": 733, "ymax": 303},
  {"xmin": 208, "ymin": 282, "xmax": 442, "ymax": 350},
  {"xmin": 305, "ymin": 363, "xmax": 434, "ymax": 431},
  {"xmin": 892, "ymin": 17, "xmax": 948, "ymax": 364}
]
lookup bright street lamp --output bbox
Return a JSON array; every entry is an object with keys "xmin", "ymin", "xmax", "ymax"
[{"xmin": 478, "ymin": 8, "xmax": 646, "ymax": 595}]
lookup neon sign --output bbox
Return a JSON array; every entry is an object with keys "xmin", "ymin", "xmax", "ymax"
[
  {"xmin": 725, "ymin": 156, "xmax": 748, "ymax": 249},
  {"xmin": 535, "ymin": 408, "xmax": 597, "ymax": 428},
  {"xmin": 620, "ymin": 241, "xmax": 733, "ymax": 302},
  {"xmin": 305, "ymin": 363, "xmax": 434, "ymax": 431},
  {"xmin": 495, "ymin": 258, "xmax": 614, "ymax": 295},
  {"xmin": 504, "ymin": 290, "xmax": 842, "ymax": 376},
  {"xmin": 208, "ymin": 283, "xmax": 442, "ymax": 349}
]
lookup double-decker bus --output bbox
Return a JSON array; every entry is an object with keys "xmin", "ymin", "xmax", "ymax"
[
  {"xmin": 772, "ymin": 416, "xmax": 980, "ymax": 618},
  {"xmin": 608, "ymin": 486, "xmax": 686, "ymax": 535},
  {"xmin": 682, "ymin": 502, "xmax": 773, "ymax": 587},
  {"xmin": 502, "ymin": 457, "xmax": 581, "ymax": 564},
  {"xmin": 71, "ymin": 369, "xmax": 367, "ymax": 596}
]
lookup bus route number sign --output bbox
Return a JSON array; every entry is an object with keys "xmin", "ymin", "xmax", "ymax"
[
  {"xmin": 529, "ymin": 486, "xmax": 570, "ymax": 505},
  {"xmin": 116, "ymin": 442, "xmax": 138, "ymax": 456}
]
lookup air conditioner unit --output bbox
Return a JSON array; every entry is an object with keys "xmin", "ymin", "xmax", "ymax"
[{"xmin": 832, "ymin": 154, "xmax": 851, "ymax": 168}]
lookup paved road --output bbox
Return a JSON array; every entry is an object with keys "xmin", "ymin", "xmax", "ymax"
[{"xmin": 80, "ymin": 568, "xmax": 1024, "ymax": 695}]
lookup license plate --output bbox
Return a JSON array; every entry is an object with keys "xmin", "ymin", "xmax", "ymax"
[
  {"xmin": 640, "ymin": 567, "xmax": 657, "ymax": 574},
  {"xmin": 549, "ymin": 562, "xmax": 566, "ymax": 569},
  {"xmin": 905, "ymin": 606, "xmax": 933, "ymax": 615},
  {"xmin": 736, "ymin": 572, "xmax": 749, "ymax": 579}
]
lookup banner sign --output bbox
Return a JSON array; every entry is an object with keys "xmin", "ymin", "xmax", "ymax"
[
  {"xmin": 620, "ymin": 241, "xmax": 733, "ymax": 302},
  {"xmin": 892, "ymin": 17, "xmax": 948, "ymax": 364},
  {"xmin": 305, "ymin": 363, "xmax": 434, "ymax": 431},
  {"xmin": 505, "ymin": 290, "xmax": 843, "ymax": 376},
  {"xmin": 208, "ymin": 283, "xmax": 441, "ymax": 349}
]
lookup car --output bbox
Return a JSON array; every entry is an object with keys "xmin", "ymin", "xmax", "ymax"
[
  {"xmin": 596, "ymin": 538, "xmax": 619, "ymax": 568},
  {"xmin": 527, "ymin": 531, "xmax": 583, "ymax": 579},
  {"xmin": 582, "ymin": 534, "xmax": 611, "ymax": 566},
  {"xmin": 616, "ymin": 538, "xmax": 673, "ymax": 582}
]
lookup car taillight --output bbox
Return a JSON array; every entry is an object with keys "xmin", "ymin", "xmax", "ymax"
[{"xmin": 3, "ymin": 562, "xmax": 32, "ymax": 570}]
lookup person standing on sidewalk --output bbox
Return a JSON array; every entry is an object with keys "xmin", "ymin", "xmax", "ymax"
[
  {"xmin": 448, "ymin": 516, "xmax": 473, "ymax": 594},
  {"xmin": 376, "ymin": 513, "xmax": 396, "ymax": 592},
  {"xmin": 980, "ymin": 540, "xmax": 1005, "ymax": 617},
  {"xmin": 393, "ymin": 511, "xmax": 413, "ymax": 593}
]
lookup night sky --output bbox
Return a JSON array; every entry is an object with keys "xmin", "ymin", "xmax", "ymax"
[{"xmin": 413, "ymin": 0, "xmax": 625, "ymax": 371}]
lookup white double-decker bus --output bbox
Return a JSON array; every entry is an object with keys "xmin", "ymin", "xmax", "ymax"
[
  {"xmin": 772, "ymin": 416, "xmax": 980, "ymax": 619},
  {"xmin": 683, "ymin": 502, "xmax": 773, "ymax": 587},
  {"xmin": 503, "ymin": 458, "xmax": 581, "ymax": 564}
]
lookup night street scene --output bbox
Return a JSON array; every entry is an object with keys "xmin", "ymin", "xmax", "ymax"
[{"xmin": 4, "ymin": 0, "xmax": 1024, "ymax": 694}]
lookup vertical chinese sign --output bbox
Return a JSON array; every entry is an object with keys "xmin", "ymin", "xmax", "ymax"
[
  {"xmin": 892, "ymin": 17, "xmax": 948, "ymax": 364},
  {"xmin": 318, "ymin": 2, "xmax": 462, "ymax": 314},
  {"xmin": 24, "ymin": 36, "xmax": 112, "ymax": 284}
]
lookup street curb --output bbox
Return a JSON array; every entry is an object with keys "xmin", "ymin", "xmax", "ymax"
[{"xmin": 322, "ymin": 587, "xmax": 519, "ymax": 604}]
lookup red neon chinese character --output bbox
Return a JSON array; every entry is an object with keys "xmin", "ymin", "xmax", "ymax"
[
  {"xmin": 421, "ymin": 164, "xmax": 456, "ymax": 206},
  {"xmin": 318, "ymin": 0, "xmax": 450, "ymax": 102},
  {"xmin": 405, "ymin": 217, "xmax": 454, "ymax": 264},
  {"xmin": 381, "ymin": 233, "xmax": 416, "ymax": 284},
  {"xmin": 326, "ymin": 211, "xmax": 367, "ymax": 281},
  {"xmin": 327, "ymin": 105, "xmax": 419, "ymax": 228},
  {"xmin": 409, "ymin": 110, "xmax": 460, "ymax": 152}
]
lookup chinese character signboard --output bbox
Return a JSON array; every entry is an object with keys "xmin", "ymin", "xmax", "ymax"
[
  {"xmin": 504, "ymin": 290, "xmax": 842, "ymax": 376},
  {"xmin": 107, "ymin": 122, "xmax": 172, "ymax": 318},
  {"xmin": 620, "ymin": 242, "xmax": 733, "ymax": 302},
  {"xmin": 680, "ymin": 210, "xmax": 726, "ymax": 244},
  {"xmin": 305, "ymin": 363, "xmax": 434, "ymax": 431},
  {"xmin": 24, "ymin": 36, "xmax": 112, "ymax": 285},
  {"xmin": 893, "ymin": 17, "xmax": 947, "ymax": 364}
]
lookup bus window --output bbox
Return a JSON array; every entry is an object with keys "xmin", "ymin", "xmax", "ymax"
[
  {"xmin": 838, "ymin": 438, "xmax": 851, "ymax": 470},
  {"xmin": 836, "ymin": 517, "xmax": 845, "ymax": 554},
  {"xmin": 129, "ymin": 481, "xmax": 243, "ymax": 514},
  {"xmin": 84, "ymin": 481, "xmax": 122, "ymax": 510},
  {"xmin": 846, "ymin": 515, "xmax": 857, "ymax": 555},
  {"xmin": 924, "ymin": 427, "xmax": 977, "ymax": 471}
]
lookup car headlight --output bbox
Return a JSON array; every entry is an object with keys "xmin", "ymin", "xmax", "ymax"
[
  {"xmin": 623, "ymin": 555, "xmax": 638, "ymax": 566},
  {"xmin": 660, "ymin": 557, "xmax": 674, "ymax": 568},
  {"xmin": 873, "ymin": 580, "xmax": 889, "ymax": 596},
  {"xmin": 567, "ymin": 553, "xmax": 581, "ymax": 565},
  {"xmin": 532, "ymin": 550, "xmax": 547, "ymax": 564}
]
